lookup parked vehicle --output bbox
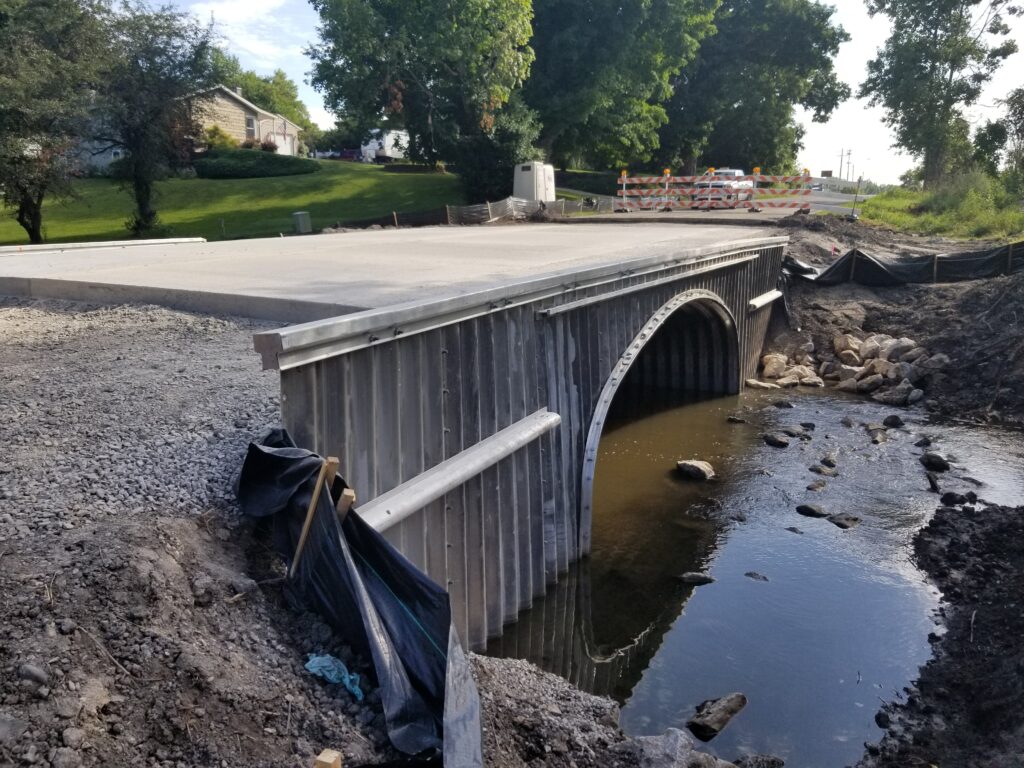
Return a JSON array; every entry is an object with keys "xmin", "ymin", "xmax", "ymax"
[
  {"xmin": 692, "ymin": 168, "xmax": 754, "ymax": 208},
  {"xmin": 361, "ymin": 129, "xmax": 409, "ymax": 163}
]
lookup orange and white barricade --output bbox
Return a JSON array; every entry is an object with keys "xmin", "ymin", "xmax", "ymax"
[{"xmin": 615, "ymin": 169, "xmax": 812, "ymax": 212}]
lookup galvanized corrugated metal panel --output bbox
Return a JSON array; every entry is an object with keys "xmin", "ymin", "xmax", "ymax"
[{"xmin": 272, "ymin": 240, "xmax": 786, "ymax": 650}]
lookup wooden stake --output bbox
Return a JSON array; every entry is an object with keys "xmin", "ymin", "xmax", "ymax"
[
  {"xmin": 314, "ymin": 749, "xmax": 343, "ymax": 768},
  {"xmin": 336, "ymin": 488, "xmax": 357, "ymax": 521},
  {"xmin": 392, "ymin": 210, "xmax": 399, "ymax": 228},
  {"xmin": 289, "ymin": 456, "xmax": 339, "ymax": 579}
]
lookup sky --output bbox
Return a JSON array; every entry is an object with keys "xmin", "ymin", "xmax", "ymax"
[{"xmin": 176, "ymin": 0, "xmax": 1024, "ymax": 185}]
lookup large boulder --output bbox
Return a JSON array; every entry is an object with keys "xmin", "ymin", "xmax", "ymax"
[
  {"xmin": 833, "ymin": 334, "xmax": 861, "ymax": 355},
  {"xmin": 677, "ymin": 461, "xmax": 716, "ymax": 481},
  {"xmin": 837, "ymin": 365, "xmax": 862, "ymax": 382},
  {"xmin": 781, "ymin": 364, "xmax": 817, "ymax": 380},
  {"xmin": 838, "ymin": 349, "xmax": 862, "ymax": 366},
  {"xmin": 859, "ymin": 338, "xmax": 881, "ymax": 360},
  {"xmin": 745, "ymin": 379, "xmax": 781, "ymax": 390},
  {"xmin": 917, "ymin": 352, "xmax": 951, "ymax": 372},
  {"xmin": 761, "ymin": 353, "xmax": 789, "ymax": 379},
  {"xmin": 632, "ymin": 728, "xmax": 738, "ymax": 768},
  {"xmin": 899, "ymin": 347, "xmax": 928, "ymax": 364},
  {"xmin": 686, "ymin": 693, "xmax": 748, "ymax": 742},
  {"xmin": 800, "ymin": 375, "xmax": 825, "ymax": 387},
  {"xmin": 871, "ymin": 378, "xmax": 915, "ymax": 406},
  {"xmin": 858, "ymin": 358, "xmax": 893, "ymax": 380},
  {"xmin": 883, "ymin": 337, "xmax": 918, "ymax": 361},
  {"xmin": 837, "ymin": 378, "xmax": 860, "ymax": 392},
  {"xmin": 857, "ymin": 374, "xmax": 886, "ymax": 393},
  {"xmin": 775, "ymin": 375, "xmax": 801, "ymax": 388}
]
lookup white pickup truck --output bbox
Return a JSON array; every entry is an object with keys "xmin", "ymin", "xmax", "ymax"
[{"xmin": 692, "ymin": 168, "xmax": 754, "ymax": 208}]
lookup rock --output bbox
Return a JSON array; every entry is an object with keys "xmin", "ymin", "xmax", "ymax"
[
  {"xmin": 800, "ymin": 375, "xmax": 825, "ymax": 387},
  {"xmin": 833, "ymin": 334, "xmax": 861, "ymax": 355},
  {"xmin": 62, "ymin": 727, "xmax": 86, "ymax": 749},
  {"xmin": 800, "ymin": 422, "xmax": 816, "ymax": 431},
  {"xmin": 745, "ymin": 572, "xmax": 770, "ymax": 582},
  {"xmin": 735, "ymin": 757, "xmax": 785, "ymax": 768},
  {"xmin": 820, "ymin": 453, "xmax": 837, "ymax": 468},
  {"xmin": 840, "ymin": 416, "xmax": 855, "ymax": 428},
  {"xmin": 57, "ymin": 618, "xmax": 77, "ymax": 635},
  {"xmin": 776, "ymin": 375, "xmax": 801, "ymax": 388},
  {"xmin": 785, "ymin": 526, "xmax": 804, "ymax": 534},
  {"xmin": 809, "ymin": 465, "xmax": 838, "ymax": 477},
  {"xmin": 917, "ymin": 352, "xmax": 951, "ymax": 371},
  {"xmin": 17, "ymin": 663, "xmax": 48, "ymax": 686},
  {"xmin": 869, "ymin": 429, "xmax": 888, "ymax": 444},
  {"xmin": 231, "ymin": 575, "xmax": 259, "ymax": 595},
  {"xmin": 763, "ymin": 433, "xmax": 790, "ymax": 448},
  {"xmin": 872, "ymin": 379, "xmax": 915, "ymax": 407},
  {"xmin": 191, "ymin": 575, "xmax": 215, "ymax": 607},
  {"xmin": 50, "ymin": 748, "xmax": 82, "ymax": 768},
  {"xmin": 900, "ymin": 347, "xmax": 928, "ymax": 363},
  {"xmin": 678, "ymin": 572, "xmax": 716, "ymax": 585},
  {"xmin": 633, "ymin": 728, "xmax": 736, "ymax": 768},
  {"xmin": 885, "ymin": 338, "xmax": 918, "ymax": 361},
  {"xmin": 882, "ymin": 414, "xmax": 905, "ymax": 428},
  {"xmin": 837, "ymin": 378, "xmax": 860, "ymax": 393},
  {"xmin": 915, "ymin": 436, "xmax": 933, "ymax": 448},
  {"xmin": 941, "ymin": 491, "xmax": 968, "ymax": 506},
  {"xmin": 780, "ymin": 425, "xmax": 805, "ymax": 438},
  {"xmin": 761, "ymin": 353, "xmax": 789, "ymax": 379},
  {"xmin": 773, "ymin": 400, "xmax": 795, "ymax": 409},
  {"xmin": 920, "ymin": 452, "xmax": 951, "ymax": 472},
  {"xmin": 781, "ymin": 364, "xmax": 817, "ymax": 380},
  {"xmin": 676, "ymin": 460, "xmax": 716, "ymax": 481},
  {"xmin": 838, "ymin": 349, "xmax": 862, "ymax": 366},
  {"xmin": 0, "ymin": 712, "xmax": 29, "ymax": 745},
  {"xmin": 796, "ymin": 504, "xmax": 829, "ymax": 518},
  {"xmin": 827, "ymin": 514, "xmax": 861, "ymax": 530},
  {"xmin": 746, "ymin": 379, "xmax": 781, "ymax": 390},
  {"xmin": 857, "ymin": 374, "xmax": 885, "ymax": 393},
  {"xmin": 837, "ymin": 364, "xmax": 862, "ymax": 381},
  {"xmin": 686, "ymin": 693, "xmax": 748, "ymax": 742},
  {"xmin": 875, "ymin": 711, "xmax": 891, "ymax": 729},
  {"xmin": 859, "ymin": 339, "xmax": 881, "ymax": 360},
  {"xmin": 807, "ymin": 480, "xmax": 827, "ymax": 492},
  {"xmin": 858, "ymin": 358, "xmax": 893, "ymax": 380},
  {"xmin": 886, "ymin": 361, "xmax": 916, "ymax": 382},
  {"xmin": 908, "ymin": 388, "xmax": 925, "ymax": 405},
  {"xmin": 926, "ymin": 471, "xmax": 941, "ymax": 493},
  {"xmin": 726, "ymin": 415, "xmax": 747, "ymax": 424}
]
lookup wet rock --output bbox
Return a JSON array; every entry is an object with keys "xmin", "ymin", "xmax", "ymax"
[
  {"xmin": 820, "ymin": 453, "xmax": 837, "ymax": 468},
  {"xmin": 780, "ymin": 425, "xmax": 806, "ymax": 438},
  {"xmin": 926, "ymin": 471, "xmax": 941, "ymax": 493},
  {"xmin": 837, "ymin": 378, "xmax": 860, "ymax": 393},
  {"xmin": 17, "ymin": 663, "xmax": 48, "ymax": 686},
  {"xmin": 633, "ymin": 728, "xmax": 736, "ymax": 768},
  {"xmin": 744, "ymin": 572, "xmax": 770, "ymax": 582},
  {"xmin": 908, "ymin": 388, "xmax": 925, "ymax": 405},
  {"xmin": 726, "ymin": 415, "xmax": 747, "ymax": 424},
  {"xmin": 796, "ymin": 504, "xmax": 829, "ymax": 518},
  {"xmin": 800, "ymin": 422, "xmax": 816, "ymax": 431},
  {"xmin": 871, "ymin": 378, "xmax": 915, "ymax": 406},
  {"xmin": 676, "ymin": 461, "xmax": 716, "ymax": 481},
  {"xmin": 840, "ymin": 416, "xmax": 855, "ymax": 428},
  {"xmin": 678, "ymin": 572, "xmax": 716, "ymax": 585},
  {"xmin": 686, "ymin": 693, "xmax": 748, "ymax": 742},
  {"xmin": 874, "ymin": 711, "xmax": 891, "ymax": 729},
  {"xmin": 763, "ymin": 433, "xmax": 790, "ymax": 448},
  {"xmin": 807, "ymin": 480, "xmax": 827, "ymax": 492},
  {"xmin": 915, "ymin": 436, "xmax": 933, "ymax": 448},
  {"xmin": 827, "ymin": 513, "xmax": 861, "ymax": 530},
  {"xmin": 800, "ymin": 375, "xmax": 825, "ymax": 387},
  {"xmin": 941, "ymin": 491, "xmax": 968, "ymax": 506},
  {"xmin": 857, "ymin": 374, "xmax": 885, "ymax": 393},
  {"xmin": 782, "ymin": 364, "xmax": 817, "ymax": 380},
  {"xmin": 883, "ymin": 414, "xmax": 905, "ymax": 428},
  {"xmin": 773, "ymin": 400, "xmax": 795, "ymax": 409},
  {"xmin": 735, "ymin": 756, "xmax": 785, "ymax": 768},
  {"xmin": 785, "ymin": 526, "xmax": 805, "ymax": 534},
  {"xmin": 745, "ymin": 379, "xmax": 781, "ymax": 390},
  {"xmin": 776, "ymin": 375, "xmax": 801, "ymax": 388},
  {"xmin": 809, "ymin": 465, "xmax": 838, "ymax": 477},
  {"xmin": 761, "ymin": 354, "xmax": 789, "ymax": 379},
  {"xmin": 920, "ymin": 453, "xmax": 952, "ymax": 472}
]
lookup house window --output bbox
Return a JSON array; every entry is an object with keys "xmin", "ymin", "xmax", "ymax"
[
  {"xmin": 111, "ymin": 149, "xmax": 123, "ymax": 160},
  {"xmin": 245, "ymin": 116, "xmax": 255, "ymax": 140}
]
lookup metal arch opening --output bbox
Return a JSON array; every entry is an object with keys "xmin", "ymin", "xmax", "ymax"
[{"xmin": 578, "ymin": 289, "xmax": 740, "ymax": 554}]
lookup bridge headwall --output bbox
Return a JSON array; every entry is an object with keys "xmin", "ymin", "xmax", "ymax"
[{"xmin": 255, "ymin": 236, "xmax": 787, "ymax": 648}]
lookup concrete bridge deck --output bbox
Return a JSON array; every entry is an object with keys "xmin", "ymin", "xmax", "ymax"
[{"xmin": 0, "ymin": 223, "xmax": 773, "ymax": 321}]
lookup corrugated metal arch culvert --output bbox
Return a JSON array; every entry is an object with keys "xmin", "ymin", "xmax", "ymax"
[{"xmin": 578, "ymin": 289, "xmax": 740, "ymax": 553}]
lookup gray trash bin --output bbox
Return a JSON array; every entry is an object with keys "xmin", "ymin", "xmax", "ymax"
[{"xmin": 292, "ymin": 211, "xmax": 312, "ymax": 234}]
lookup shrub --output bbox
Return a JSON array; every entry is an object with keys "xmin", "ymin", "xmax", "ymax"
[
  {"xmin": 192, "ymin": 148, "xmax": 319, "ymax": 178},
  {"xmin": 240, "ymin": 138, "xmax": 259, "ymax": 150},
  {"xmin": 204, "ymin": 125, "xmax": 238, "ymax": 151},
  {"xmin": 260, "ymin": 138, "xmax": 278, "ymax": 153}
]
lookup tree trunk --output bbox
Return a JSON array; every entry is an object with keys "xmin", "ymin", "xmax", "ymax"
[
  {"xmin": 923, "ymin": 141, "xmax": 947, "ymax": 190},
  {"xmin": 131, "ymin": 170, "xmax": 156, "ymax": 234},
  {"xmin": 16, "ymin": 191, "xmax": 44, "ymax": 244}
]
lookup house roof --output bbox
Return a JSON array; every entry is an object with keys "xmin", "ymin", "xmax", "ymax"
[{"xmin": 203, "ymin": 84, "xmax": 302, "ymax": 133}]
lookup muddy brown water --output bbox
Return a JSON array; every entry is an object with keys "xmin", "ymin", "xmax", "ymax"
[{"xmin": 487, "ymin": 389, "xmax": 1024, "ymax": 767}]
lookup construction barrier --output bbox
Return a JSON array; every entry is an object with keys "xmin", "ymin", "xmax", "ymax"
[{"xmin": 616, "ymin": 173, "xmax": 813, "ymax": 212}]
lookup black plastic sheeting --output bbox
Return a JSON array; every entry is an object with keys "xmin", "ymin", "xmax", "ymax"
[
  {"xmin": 236, "ymin": 429, "xmax": 482, "ymax": 767},
  {"xmin": 787, "ymin": 240, "xmax": 1024, "ymax": 286}
]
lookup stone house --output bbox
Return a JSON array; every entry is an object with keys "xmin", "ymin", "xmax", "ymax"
[{"xmin": 199, "ymin": 85, "xmax": 302, "ymax": 156}]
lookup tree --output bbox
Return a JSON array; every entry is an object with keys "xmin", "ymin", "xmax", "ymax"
[
  {"xmin": 308, "ymin": 0, "xmax": 534, "ymax": 198},
  {"xmin": 860, "ymin": 0, "xmax": 1021, "ymax": 188},
  {"xmin": 972, "ymin": 119, "xmax": 1008, "ymax": 175},
  {"xmin": 94, "ymin": 3, "xmax": 216, "ymax": 235},
  {"xmin": 655, "ymin": 0, "xmax": 850, "ymax": 174},
  {"xmin": 524, "ymin": 0, "xmax": 718, "ymax": 168},
  {"xmin": 0, "ymin": 0, "xmax": 106, "ymax": 243},
  {"xmin": 210, "ymin": 49, "xmax": 317, "ymax": 134}
]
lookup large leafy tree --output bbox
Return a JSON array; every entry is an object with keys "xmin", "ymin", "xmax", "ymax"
[
  {"xmin": 210, "ymin": 49, "xmax": 316, "ymax": 134},
  {"xmin": 307, "ymin": 0, "xmax": 534, "ymax": 198},
  {"xmin": 656, "ymin": 0, "xmax": 849, "ymax": 174},
  {"xmin": 0, "ymin": 0, "xmax": 106, "ymax": 243},
  {"xmin": 93, "ymin": 2, "xmax": 216, "ymax": 235},
  {"xmin": 860, "ymin": 0, "xmax": 1021, "ymax": 188},
  {"xmin": 524, "ymin": 0, "xmax": 718, "ymax": 168}
]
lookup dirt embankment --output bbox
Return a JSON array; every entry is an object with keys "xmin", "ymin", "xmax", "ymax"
[{"xmin": 0, "ymin": 299, "xmax": 733, "ymax": 768}]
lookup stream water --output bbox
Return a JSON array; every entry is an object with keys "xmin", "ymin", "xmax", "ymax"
[{"xmin": 487, "ymin": 389, "xmax": 1024, "ymax": 767}]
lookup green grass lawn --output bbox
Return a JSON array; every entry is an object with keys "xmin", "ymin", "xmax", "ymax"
[{"xmin": 0, "ymin": 160, "xmax": 465, "ymax": 245}]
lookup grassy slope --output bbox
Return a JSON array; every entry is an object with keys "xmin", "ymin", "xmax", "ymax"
[
  {"xmin": 858, "ymin": 188, "xmax": 1024, "ymax": 239},
  {"xmin": 0, "ymin": 160, "xmax": 464, "ymax": 245}
]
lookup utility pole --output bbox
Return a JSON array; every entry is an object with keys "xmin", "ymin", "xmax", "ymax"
[
  {"xmin": 838, "ymin": 148, "xmax": 844, "ymax": 180},
  {"xmin": 846, "ymin": 150, "xmax": 853, "ymax": 182}
]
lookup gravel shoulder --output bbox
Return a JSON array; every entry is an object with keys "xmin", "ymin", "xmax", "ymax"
[{"xmin": 0, "ymin": 298, "xmax": 723, "ymax": 768}]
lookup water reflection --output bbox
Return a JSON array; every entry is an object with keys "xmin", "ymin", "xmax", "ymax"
[{"xmin": 488, "ymin": 389, "xmax": 1024, "ymax": 767}]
